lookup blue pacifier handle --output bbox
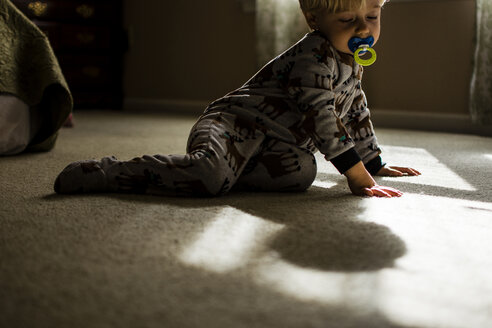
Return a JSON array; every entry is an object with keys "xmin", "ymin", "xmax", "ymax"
[{"xmin": 348, "ymin": 36, "xmax": 375, "ymax": 53}]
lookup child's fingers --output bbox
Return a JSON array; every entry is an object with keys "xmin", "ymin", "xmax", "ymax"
[
  {"xmin": 376, "ymin": 167, "xmax": 400, "ymax": 177},
  {"xmin": 366, "ymin": 186, "xmax": 402, "ymax": 198},
  {"xmin": 389, "ymin": 166, "xmax": 421, "ymax": 176},
  {"xmin": 364, "ymin": 188, "xmax": 374, "ymax": 197},
  {"xmin": 397, "ymin": 167, "xmax": 420, "ymax": 176},
  {"xmin": 385, "ymin": 187, "xmax": 403, "ymax": 197},
  {"xmin": 388, "ymin": 168, "xmax": 404, "ymax": 177},
  {"xmin": 378, "ymin": 186, "xmax": 402, "ymax": 197}
]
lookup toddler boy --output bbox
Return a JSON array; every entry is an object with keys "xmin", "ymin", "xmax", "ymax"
[{"xmin": 55, "ymin": 0, "xmax": 420, "ymax": 197}]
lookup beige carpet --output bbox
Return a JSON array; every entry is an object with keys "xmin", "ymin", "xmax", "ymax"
[{"xmin": 1, "ymin": 110, "xmax": 492, "ymax": 328}]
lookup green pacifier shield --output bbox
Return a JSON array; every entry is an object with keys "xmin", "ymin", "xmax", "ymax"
[{"xmin": 354, "ymin": 47, "xmax": 377, "ymax": 66}]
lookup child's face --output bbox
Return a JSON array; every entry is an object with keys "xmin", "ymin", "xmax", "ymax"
[{"xmin": 306, "ymin": 0, "xmax": 382, "ymax": 55}]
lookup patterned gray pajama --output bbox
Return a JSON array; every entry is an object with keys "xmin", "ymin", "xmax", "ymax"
[
  {"xmin": 55, "ymin": 111, "xmax": 317, "ymax": 196},
  {"xmin": 55, "ymin": 31, "xmax": 385, "ymax": 196}
]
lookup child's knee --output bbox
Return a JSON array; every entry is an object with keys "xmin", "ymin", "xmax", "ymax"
[
  {"xmin": 188, "ymin": 150, "xmax": 234, "ymax": 196},
  {"xmin": 296, "ymin": 151, "xmax": 317, "ymax": 191},
  {"xmin": 192, "ymin": 170, "xmax": 231, "ymax": 197}
]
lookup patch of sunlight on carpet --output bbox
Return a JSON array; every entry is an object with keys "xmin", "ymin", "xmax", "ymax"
[
  {"xmin": 254, "ymin": 253, "xmax": 379, "ymax": 311},
  {"xmin": 360, "ymin": 194, "xmax": 492, "ymax": 328},
  {"xmin": 179, "ymin": 206, "xmax": 284, "ymax": 273},
  {"xmin": 178, "ymin": 187, "xmax": 491, "ymax": 327},
  {"xmin": 380, "ymin": 145, "xmax": 475, "ymax": 191},
  {"xmin": 311, "ymin": 180, "xmax": 338, "ymax": 189},
  {"xmin": 251, "ymin": 194, "xmax": 492, "ymax": 328}
]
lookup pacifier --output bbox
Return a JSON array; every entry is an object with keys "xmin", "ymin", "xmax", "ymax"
[{"xmin": 348, "ymin": 36, "xmax": 377, "ymax": 66}]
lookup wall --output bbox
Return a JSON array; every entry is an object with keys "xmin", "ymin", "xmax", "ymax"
[
  {"xmin": 123, "ymin": 0, "xmax": 476, "ymax": 118},
  {"xmin": 364, "ymin": 0, "xmax": 475, "ymax": 115},
  {"xmin": 123, "ymin": 0, "xmax": 257, "ymax": 109}
]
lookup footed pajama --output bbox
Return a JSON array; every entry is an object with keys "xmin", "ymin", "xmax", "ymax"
[{"xmin": 55, "ymin": 111, "xmax": 317, "ymax": 196}]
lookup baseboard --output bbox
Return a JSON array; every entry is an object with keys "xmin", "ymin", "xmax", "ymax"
[
  {"xmin": 123, "ymin": 98, "xmax": 491, "ymax": 137},
  {"xmin": 123, "ymin": 98, "xmax": 208, "ymax": 116},
  {"xmin": 371, "ymin": 109, "xmax": 492, "ymax": 137}
]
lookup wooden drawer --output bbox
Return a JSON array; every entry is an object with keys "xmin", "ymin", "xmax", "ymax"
[
  {"xmin": 35, "ymin": 22, "xmax": 112, "ymax": 50},
  {"xmin": 72, "ymin": 91, "xmax": 122, "ymax": 109},
  {"xmin": 59, "ymin": 55, "xmax": 117, "ymax": 88},
  {"xmin": 12, "ymin": 0, "xmax": 120, "ymax": 24},
  {"xmin": 11, "ymin": 0, "xmax": 124, "ymax": 109}
]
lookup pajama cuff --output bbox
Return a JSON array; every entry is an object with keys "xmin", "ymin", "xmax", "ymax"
[
  {"xmin": 364, "ymin": 155, "xmax": 386, "ymax": 176},
  {"xmin": 330, "ymin": 148, "xmax": 362, "ymax": 175}
]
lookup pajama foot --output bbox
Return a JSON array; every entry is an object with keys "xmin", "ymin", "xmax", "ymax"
[{"xmin": 54, "ymin": 159, "xmax": 108, "ymax": 194}]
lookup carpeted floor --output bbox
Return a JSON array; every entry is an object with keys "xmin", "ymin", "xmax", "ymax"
[{"xmin": 1, "ymin": 110, "xmax": 492, "ymax": 328}]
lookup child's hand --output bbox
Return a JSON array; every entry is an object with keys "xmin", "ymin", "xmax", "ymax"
[
  {"xmin": 349, "ymin": 181, "xmax": 403, "ymax": 198},
  {"xmin": 345, "ymin": 161, "xmax": 403, "ymax": 198},
  {"xmin": 376, "ymin": 166, "xmax": 421, "ymax": 177}
]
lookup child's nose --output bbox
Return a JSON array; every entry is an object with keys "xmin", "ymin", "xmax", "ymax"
[{"xmin": 355, "ymin": 20, "xmax": 370, "ymax": 36}]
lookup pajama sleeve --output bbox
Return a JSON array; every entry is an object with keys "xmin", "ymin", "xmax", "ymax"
[
  {"xmin": 344, "ymin": 85, "xmax": 385, "ymax": 175},
  {"xmin": 280, "ymin": 37, "xmax": 359, "ymax": 173}
]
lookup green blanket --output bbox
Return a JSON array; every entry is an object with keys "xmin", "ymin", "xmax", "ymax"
[{"xmin": 0, "ymin": 0, "xmax": 72, "ymax": 152}]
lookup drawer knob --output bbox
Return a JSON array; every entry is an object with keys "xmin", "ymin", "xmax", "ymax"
[
  {"xmin": 76, "ymin": 4, "xmax": 95, "ymax": 19},
  {"xmin": 76, "ymin": 32, "xmax": 96, "ymax": 45},
  {"xmin": 82, "ymin": 66, "xmax": 101, "ymax": 78},
  {"xmin": 28, "ymin": 1, "xmax": 47, "ymax": 17}
]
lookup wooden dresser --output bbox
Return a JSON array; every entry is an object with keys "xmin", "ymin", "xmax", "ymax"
[{"xmin": 11, "ymin": 0, "xmax": 126, "ymax": 109}]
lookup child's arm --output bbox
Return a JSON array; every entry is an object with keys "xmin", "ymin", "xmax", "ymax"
[
  {"xmin": 345, "ymin": 87, "xmax": 422, "ymax": 179},
  {"xmin": 344, "ymin": 161, "xmax": 403, "ymax": 197}
]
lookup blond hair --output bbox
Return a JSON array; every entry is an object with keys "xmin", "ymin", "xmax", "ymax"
[{"xmin": 299, "ymin": 0, "xmax": 386, "ymax": 14}]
